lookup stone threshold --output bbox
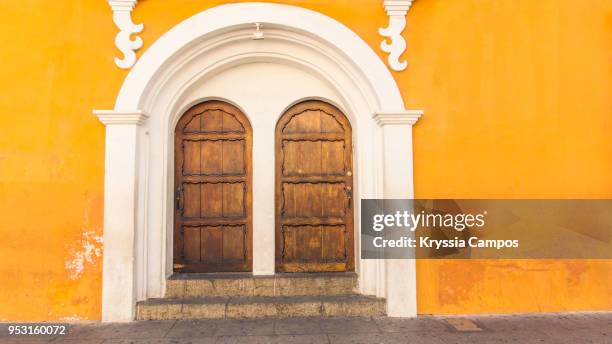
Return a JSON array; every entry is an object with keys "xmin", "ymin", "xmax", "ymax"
[
  {"xmin": 136, "ymin": 294, "xmax": 386, "ymax": 320},
  {"xmin": 168, "ymin": 272, "xmax": 358, "ymax": 280},
  {"xmin": 166, "ymin": 272, "xmax": 359, "ymax": 298}
]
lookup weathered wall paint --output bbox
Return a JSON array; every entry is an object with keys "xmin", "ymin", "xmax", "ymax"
[
  {"xmin": 0, "ymin": 0, "xmax": 609, "ymax": 320},
  {"xmin": 0, "ymin": 1, "xmax": 112, "ymax": 321},
  {"xmin": 417, "ymin": 260, "xmax": 611, "ymax": 314}
]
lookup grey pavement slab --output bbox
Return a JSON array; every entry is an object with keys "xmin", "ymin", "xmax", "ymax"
[
  {"xmin": 318, "ymin": 317, "xmax": 380, "ymax": 334},
  {"xmin": 374, "ymin": 316, "xmax": 450, "ymax": 333},
  {"xmin": 0, "ymin": 313, "xmax": 609, "ymax": 343},
  {"xmin": 274, "ymin": 318, "xmax": 324, "ymax": 335},
  {"xmin": 213, "ymin": 319, "xmax": 275, "ymax": 336},
  {"xmin": 165, "ymin": 320, "xmax": 217, "ymax": 338},
  {"xmin": 329, "ymin": 332, "xmax": 446, "ymax": 344},
  {"xmin": 216, "ymin": 334, "xmax": 329, "ymax": 344}
]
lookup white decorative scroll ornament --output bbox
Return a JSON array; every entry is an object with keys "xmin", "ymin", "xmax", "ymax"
[
  {"xmin": 108, "ymin": 0, "xmax": 143, "ymax": 69},
  {"xmin": 379, "ymin": 0, "xmax": 414, "ymax": 72}
]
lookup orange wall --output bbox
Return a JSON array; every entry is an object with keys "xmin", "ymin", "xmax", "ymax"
[
  {"xmin": 406, "ymin": 0, "xmax": 612, "ymax": 314},
  {"xmin": 0, "ymin": 0, "xmax": 610, "ymax": 320}
]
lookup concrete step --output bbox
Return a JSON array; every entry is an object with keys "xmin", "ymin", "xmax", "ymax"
[
  {"xmin": 136, "ymin": 295, "xmax": 386, "ymax": 320},
  {"xmin": 166, "ymin": 272, "xmax": 358, "ymax": 298}
]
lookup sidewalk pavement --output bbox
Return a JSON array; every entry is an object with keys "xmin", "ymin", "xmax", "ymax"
[{"xmin": 1, "ymin": 313, "xmax": 609, "ymax": 343}]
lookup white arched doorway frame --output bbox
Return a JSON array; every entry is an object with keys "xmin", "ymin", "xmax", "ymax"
[{"xmin": 94, "ymin": 2, "xmax": 422, "ymax": 322}]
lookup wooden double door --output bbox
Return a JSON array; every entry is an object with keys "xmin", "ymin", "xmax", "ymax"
[{"xmin": 174, "ymin": 100, "xmax": 354, "ymax": 273}]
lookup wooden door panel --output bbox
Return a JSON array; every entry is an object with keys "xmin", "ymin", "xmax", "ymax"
[
  {"xmin": 282, "ymin": 141, "xmax": 346, "ymax": 176},
  {"xmin": 319, "ymin": 184, "xmax": 346, "ymax": 218},
  {"xmin": 183, "ymin": 184, "xmax": 201, "ymax": 218},
  {"xmin": 282, "ymin": 226, "xmax": 322, "ymax": 263},
  {"xmin": 174, "ymin": 101, "xmax": 252, "ymax": 273},
  {"xmin": 283, "ymin": 110, "xmax": 322, "ymax": 133},
  {"xmin": 321, "ymin": 226, "xmax": 346, "ymax": 261},
  {"xmin": 283, "ymin": 110, "xmax": 344, "ymax": 134},
  {"xmin": 282, "ymin": 183, "xmax": 346, "ymax": 218},
  {"xmin": 321, "ymin": 142, "xmax": 345, "ymax": 174},
  {"xmin": 201, "ymin": 227, "xmax": 223, "ymax": 263},
  {"xmin": 320, "ymin": 113, "xmax": 344, "ymax": 133},
  {"xmin": 222, "ymin": 226, "xmax": 246, "ymax": 261},
  {"xmin": 282, "ymin": 183, "xmax": 321, "ymax": 217},
  {"xmin": 199, "ymin": 111, "xmax": 223, "ymax": 132},
  {"xmin": 281, "ymin": 228, "xmax": 297, "ymax": 261},
  {"xmin": 182, "ymin": 141, "xmax": 201, "ymax": 174},
  {"xmin": 183, "ymin": 109, "xmax": 245, "ymax": 133},
  {"xmin": 182, "ymin": 182, "xmax": 246, "ymax": 219},
  {"xmin": 297, "ymin": 226, "xmax": 322, "ymax": 262},
  {"xmin": 276, "ymin": 101, "xmax": 354, "ymax": 273},
  {"xmin": 200, "ymin": 183, "xmax": 223, "ymax": 217},
  {"xmin": 222, "ymin": 141, "xmax": 246, "ymax": 174},
  {"xmin": 221, "ymin": 114, "xmax": 244, "ymax": 132},
  {"xmin": 281, "ymin": 225, "xmax": 347, "ymax": 263},
  {"xmin": 222, "ymin": 183, "xmax": 246, "ymax": 217},
  {"xmin": 282, "ymin": 141, "xmax": 322, "ymax": 175},
  {"xmin": 199, "ymin": 141, "xmax": 223, "ymax": 174},
  {"xmin": 184, "ymin": 115, "xmax": 202, "ymax": 132},
  {"xmin": 183, "ymin": 227, "xmax": 201, "ymax": 262}
]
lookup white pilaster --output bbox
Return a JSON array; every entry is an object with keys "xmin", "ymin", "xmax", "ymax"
[
  {"xmin": 94, "ymin": 110, "xmax": 148, "ymax": 322},
  {"xmin": 374, "ymin": 110, "xmax": 422, "ymax": 317},
  {"xmin": 251, "ymin": 126, "xmax": 276, "ymax": 276}
]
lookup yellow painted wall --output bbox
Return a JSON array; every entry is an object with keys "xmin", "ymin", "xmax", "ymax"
[
  {"xmin": 406, "ymin": 0, "xmax": 612, "ymax": 314},
  {"xmin": 0, "ymin": 0, "xmax": 609, "ymax": 320}
]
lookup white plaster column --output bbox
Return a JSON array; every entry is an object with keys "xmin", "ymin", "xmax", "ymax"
[
  {"xmin": 374, "ymin": 111, "xmax": 422, "ymax": 317},
  {"xmin": 251, "ymin": 118, "xmax": 276, "ymax": 276},
  {"xmin": 94, "ymin": 110, "xmax": 148, "ymax": 322}
]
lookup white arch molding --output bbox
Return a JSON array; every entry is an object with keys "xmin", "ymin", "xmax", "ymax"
[
  {"xmin": 94, "ymin": 3, "xmax": 423, "ymax": 322},
  {"xmin": 105, "ymin": 0, "xmax": 416, "ymax": 71}
]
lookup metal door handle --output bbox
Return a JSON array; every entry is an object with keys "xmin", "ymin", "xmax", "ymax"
[
  {"xmin": 176, "ymin": 185, "xmax": 184, "ymax": 214},
  {"xmin": 346, "ymin": 186, "xmax": 353, "ymax": 208}
]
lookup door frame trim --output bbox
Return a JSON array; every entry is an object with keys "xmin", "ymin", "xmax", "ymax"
[{"xmin": 94, "ymin": 2, "xmax": 423, "ymax": 321}]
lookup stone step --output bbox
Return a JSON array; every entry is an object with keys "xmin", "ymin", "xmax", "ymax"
[
  {"xmin": 136, "ymin": 295, "xmax": 386, "ymax": 320},
  {"xmin": 166, "ymin": 272, "xmax": 358, "ymax": 298}
]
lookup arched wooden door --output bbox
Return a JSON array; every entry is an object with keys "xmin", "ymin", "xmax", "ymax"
[
  {"xmin": 276, "ymin": 100, "xmax": 354, "ymax": 272},
  {"xmin": 174, "ymin": 100, "xmax": 252, "ymax": 273}
]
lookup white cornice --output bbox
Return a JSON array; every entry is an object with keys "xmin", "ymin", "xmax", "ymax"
[
  {"xmin": 374, "ymin": 110, "xmax": 423, "ymax": 126},
  {"xmin": 94, "ymin": 110, "xmax": 149, "ymax": 125},
  {"xmin": 107, "ymin": 0, "xmax": 143, "ymax": 69},
  {"xmin": 379, "ymin": 0, "xmax": 414, "ymax": 71}
]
